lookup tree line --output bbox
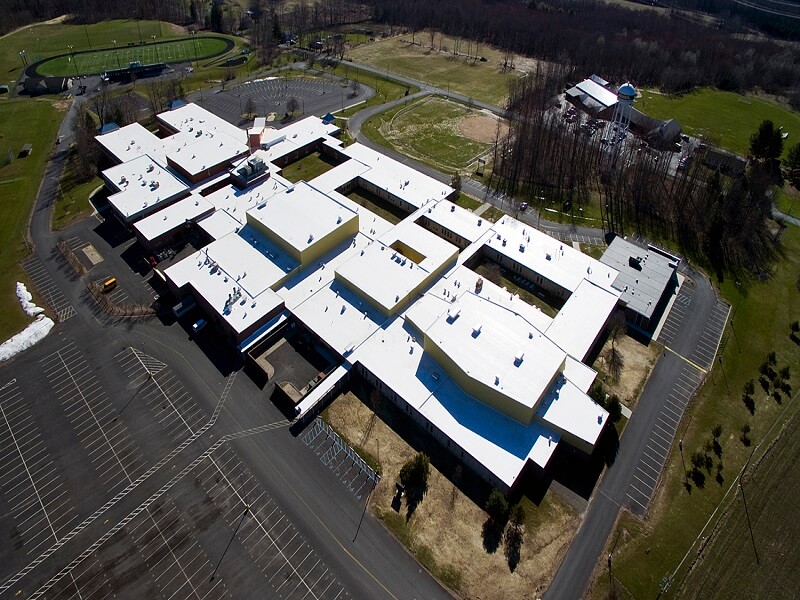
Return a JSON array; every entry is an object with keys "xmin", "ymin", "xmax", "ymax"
[{"xmin": 368, "ymin": 0, "xmax": 800, "ymax": 103}]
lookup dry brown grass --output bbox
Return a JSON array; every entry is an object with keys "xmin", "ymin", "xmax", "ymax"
[
  {"xmin": 326, "ymin": 390, "xmax": 580, "ymax": 599},
  {"xmin": 594, "ymin": 335, "xmax": 662, "ymax": 410},
  {"xmin": 458, "ymin": 111, "xmax": 508, "ymax": 144}
]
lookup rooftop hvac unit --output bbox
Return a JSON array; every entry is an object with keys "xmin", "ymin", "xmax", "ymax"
[{"xmin": 472, "ymin": 323, "xmax": 482, "ymax": 335}]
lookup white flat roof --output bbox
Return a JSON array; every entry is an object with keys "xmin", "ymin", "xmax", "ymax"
[
  {"xmin": 340, "ymin": 143, "xmax": 454, "ymax": 209},
  {"xmin": 422, "ymin": 264, "xmax": 554, "ymax": 333},
  {"xmin": 352, "ymin": 316, "xmax": 561, "ymax": 484},
  {"xmin": 307, "ymin": 158, "xmax": 371, "ymax": 194},
  {"xmin": 546, "ymin": 279, "xmax": 621, "ymax": 361},
  {"xmin": 167, "ymin": 132, "xmax": 248, "ymax": 177},
  {"xmin": 535, "ymin": 375, "xmax": 607, "ymax": 447},
  {"xmin": 325, "ymin": 189, "xmax": 395, "ymax": 239},
  {"xmin": 197, "ymin": 209, "xmax": 242, "ymax": 241},
  {"xmin": 96, "ymin": 122, "xmax": 169, "ymax": 164},
  {"xmin": 418, "ymin": 199, "xmax": 490, "ymax": 243},
  {"xmin": 422, "ymin": 378, "xmax": 560, "ymax": 483},
  {"xmin": 166, "ymin": 226, "xmax": 297, "ymax": 298},
  {"xmin": 134, "ymin": 194, "xmax": 214, "ymax": 242},
  {"xmin": 246, "ymin": 181, "xmax": 358, "ymax": 258},
  {"xmin": 575, "ymin": 79, "xmax": 618, "ymax": 109},
  {"xmin": 276, "ymin": 233, "xmax": 372, "ymax": 311},
  {"xmin": 103, "ymin": 154, "xmax": 189, "ymax": 221},
  {"xmin": 426, "ymin": 292, "xmax": 566, "ymax": 417},
  {"xmin": 258, "ymin": 116, "xmax": 340, "ymax": 163},
  {"xmin": 335, "ymin": 221, "xmax": 457, "ymax": 314},
  {"xmin": 158, "ymin": 102, "xmax": 247, "ymax": 145},
  {"xmin": 291, "ymin": 278, "xmax": 388, "ymax": 357},
  {"xmin": 486, "ymin": 217, "xmax": 619, "ymax": 294},
  {"xmin": 164, "ymin": 229, "xmax": 296, "ymax": 335}
]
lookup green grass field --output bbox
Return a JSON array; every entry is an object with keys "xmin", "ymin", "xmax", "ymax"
[
  {"xmin": 280, "ymin": 151, "xmax": 338, "ymax": 183},
  {"xmin": 596, "ymin": 225, "xmax": 800, "ymax": 599},
  {"xmin": 639, "ymin": 88, "xmax": 800, "ymax": 159},
  {"xmin": 2, "ymin": 20, "xmax": 181, "ymax": 78},
  {"xmin": 52, "ymin": 156, "xmax": 101, "ymax": 230},
  {"xmin": 679, "ymin": 405, "xmax": 800, "ymax": 599},
  {"xmin": 362, "ymin": 96, "xmax": 495, "ymax": 173},
  {"xmin": 453, "ymin": 193, "xmax": 481, "ymax": 211},
  {"xmin": 346, "ymin": 188, "xmax": 408, "ymax": 224},
  {"xmin": 36, "ymin": 37, "xmax": 230, "ymax": 77},
  {"xmin": 325, "ymin": 63, "xmax": 418, "ymax": 119},
  {"xmin": 348, "ymin": 33, "xmax": 520, "ymax": 106},
  {"xmin": 0, "ymin": 98, "xmax": 63, "ymax": 339}
]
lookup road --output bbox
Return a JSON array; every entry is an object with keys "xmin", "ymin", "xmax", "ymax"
[{"xmin": 545, "ymin": 267, "xmax": 724, "ymax": 599}]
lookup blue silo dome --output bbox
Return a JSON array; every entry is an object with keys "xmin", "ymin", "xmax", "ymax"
[{"xmin": 618, "ymin": 82, "xmax": 637, "ymax": 100}]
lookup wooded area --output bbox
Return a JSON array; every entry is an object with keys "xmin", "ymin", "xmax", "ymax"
[
  {"xmin": 491, "ymin": 64, "xmax": 780, "ymax": 275},
  {"xmin": 369, "ymin": 0, "xmax": 800, "ymax": 103}
]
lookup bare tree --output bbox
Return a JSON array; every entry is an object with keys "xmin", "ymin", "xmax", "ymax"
[
  {"xmin": 286, "ymin": 96, "xmax": 300, "ymax": 116},
  {"xmin": 245, "ymin": 96, "xmax": 256, "ymax": 118}
]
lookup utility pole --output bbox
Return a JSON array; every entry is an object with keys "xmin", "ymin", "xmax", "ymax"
[
  {"xmin": 112, "ymin": 40, "xmax": 121, "ymax": 69},
  {"xmin": 84, "ymin": 24, "xmax": 92, "ymax": 49},
  {"xmin": 739, "ymin": 445, "xmax": 760, "ymax": 565}
]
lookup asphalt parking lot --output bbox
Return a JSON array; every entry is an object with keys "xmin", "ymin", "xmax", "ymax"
[
  {"xmin": 303, "ymin": 418, "xmax": 380, "ymax": 501},
  {"xmin": 657, "ymin": 284, "xmax": 693, "ymax": 348},
  {"xmin": 689, "ymin": 300, "xmax": 730, "ymax": 370},
  {"xmin": 197, "ymin": 76, "xmax": 374, "ymax": 126},
  {"xmin": 625, "ymin": 362, "xmax": 705, "ymax": 515},
  {"xmin": 20, "ymin": 255, "xmax": 76, "ymax": 322}
]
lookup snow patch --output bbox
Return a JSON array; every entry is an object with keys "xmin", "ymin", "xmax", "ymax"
[
  {"xmin": 0, "ymin": 282, "xmax": 55, "ymax": 363},
  {"xmin": 16, "ymin": 282, "xmax": 44, "ymax": 317}
]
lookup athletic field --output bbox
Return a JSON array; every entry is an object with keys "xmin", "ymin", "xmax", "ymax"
[{"xmin": 35, "ymin": 37, "xmax": 231, "ymax": 77}]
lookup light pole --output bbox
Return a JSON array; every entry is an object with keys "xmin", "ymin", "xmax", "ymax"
[
  {"xmin": 151, "ymin": 35, "xmax": 159, "ymax": 63},
  {"xmin": 67, "ymin": 45, "xmax": 80, "ymax": 78},
  {"xmin": 112, "ymin": 40, "xmax": 121, "ymax": 69},
  {"xmin": 210, "ymin": 503, "xmax": 250, "ymax": 581},
  {"xmin": 18, "ymin": 50, "xmax": 26, "ymax": 67},
  {"xmin": 83, "ymin": 24, "xmax": 92, "ymax": 49}
]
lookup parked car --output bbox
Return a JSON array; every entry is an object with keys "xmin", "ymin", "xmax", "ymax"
[{"xmin": 192, "ymin": 319, "xmax": 207, "ymax": 332}]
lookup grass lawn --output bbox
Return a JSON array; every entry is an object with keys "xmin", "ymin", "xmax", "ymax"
[
  {"xmin": 0, "ymin": 98, "xmax": 64, "ymax": 339},
  {"xmin": 279, "ymin": 151, "xmax": 338, "ymax": 183},
  {"xmin": 363, "ymin": 96, "xmax": 495, "ymax": 173},
  {"xmin": 775, "ymin": 186, "xmax": 799, "ymax": 217},
  {"xmin": 52, "ymin": 157, "xmax": 101, "ymax": 230},
  {"xmin": 678, "ymin": 404, "xmax": 800, "ymax": 598},
  {"xmin": 454, "ymin": 194, "xmax": 482, "ymax": 211},
  {"xmin": 346, "ymin": 187, "xmax": 408, "ymax": 224},
  {"xmin": 593, "ymin": 225, "xmax": 800, "ymax": 599},
  {"xmin": 481, "ymin": 206, "xmax": 505, "ymax": 223},
  {"xmin": 36, "ymin": 37, "xmax": 230, "ymax": 77},
  {"xmin": 323, "ymin": 63, "xmax": 418, "ymax": 119},
  {"xmin": 348, "ymin": 33, "xmax": 521, "ymax": 106},
  {"xmin": 325, "ymin": 384, "xmax": 580, "ymax": 599},
  {"xmin": 639, "ymin": 88, "xmax": 800, "ymax": 159}
]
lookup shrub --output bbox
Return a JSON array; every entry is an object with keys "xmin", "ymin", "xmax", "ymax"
[
  {"xmin": 485, "ymin": 489, "xmax": 509, "ymax": 523},
  {"xmin": 399, "ymin": 452, "xmax": 430, "ymax": 491}
]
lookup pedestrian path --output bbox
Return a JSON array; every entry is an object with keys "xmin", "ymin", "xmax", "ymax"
[{"xmin": 474, "ymin": 202, "xmax": 493, "ymax": 216}]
